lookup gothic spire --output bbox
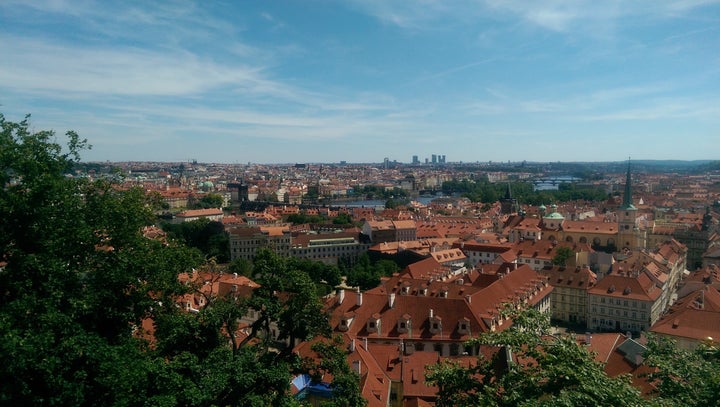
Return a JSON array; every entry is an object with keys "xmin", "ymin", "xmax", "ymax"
[{"xmin": 621, "ymin": 159, "xmax": 636, "ymax": 210}]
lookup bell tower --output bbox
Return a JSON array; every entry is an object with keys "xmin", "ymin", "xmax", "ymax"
[{"xmin": 617, "ymin": 160, "xmax": 644, "ymax": 249}]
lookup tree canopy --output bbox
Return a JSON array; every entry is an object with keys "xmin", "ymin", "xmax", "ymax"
[
  {"xmin": 427, "ymin": 306, "xmax": 646, "ymax": 407},
  {"xmin": 0, "ymin": 114, "xmax": 362, "ymax": 406}
]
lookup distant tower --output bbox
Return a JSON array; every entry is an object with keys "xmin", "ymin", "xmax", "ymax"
[
  {"xmin": 500, "ymin": 182, "xmax": 519, "ymax": 214},
  {"xmin": 617, "ymin": 160, "xmax": 645, "ymax": 250}
]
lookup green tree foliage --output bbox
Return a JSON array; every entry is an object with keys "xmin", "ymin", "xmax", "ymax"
[
  {"xmin": 287, "ymin": 257, "xmax": 342, "ymax": 289},
  {"xmin": 228, "ymin": 256, "xmax": 253, "ymax": 277},
  {"xmin": 309, "ymin": 336, "xmax": 367, "ymax": 407},
  {"xmin": 191, "ymin": 192, "xmax": 224, "ymax": 209},
  {"xmin": 427, "ymin": 306, "xmax": 646, "ymax": 407},
  {"xmin": 287, "ymin": 212, "xmax": 326, "ymax": 224},
  {"xmin": 384, "ymin": 197, "xmax": 411, "ymax": 209},
  {"xmin": 0, "ymin": 114, "xmax": 204, "ymax": 404},
  {"xmin": 0, "ymin": 115, "xmax": 362, "ymax": 406},
  {"xmin": 354, "ymin": 185, "xmax": 408, "ymax": 200},
  {"xmin": 344, "ymin": 255, "xmax": 400, "ymax": 290},
  {"xmin": 644, "ymin": 335, "xmax": 720, "ymax": 406},
  {"xmin": 161, "ymin": 218, "xmax": 230, "ymax": 262},
  {"xmin": 332, "ymin": 212, "xmax": 354, "ymax": 225},
  {"xmin": 441, "ymin": 179, "xmax": 609, "ymax": 205},
  {"xmin": 552, "ymin": 246, "xmax": 575, "ymax": 266},
  {"xmin": 240, "ymin": 249, "xmax": 332, "ymax": 356}
]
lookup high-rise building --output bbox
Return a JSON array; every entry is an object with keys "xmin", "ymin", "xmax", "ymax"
[
  {"xmin": 431, "ymin": 154, "xmax": 437, "ymax": 164},
  {"xmin": 412, "ymin": 155, "xmax": 419, "ymax": 164}
]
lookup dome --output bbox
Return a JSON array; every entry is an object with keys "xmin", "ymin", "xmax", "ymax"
[{"xmin": 543, "ymin": 212, "xmax": 565, "ymax": 220}]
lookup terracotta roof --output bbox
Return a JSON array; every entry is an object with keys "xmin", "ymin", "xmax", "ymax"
[{"xmin": 651, "ymin": 286, "xmax": 720, "ymax": 342}]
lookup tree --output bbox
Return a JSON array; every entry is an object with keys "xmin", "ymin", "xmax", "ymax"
[
  {"xmin": 309, "ymin": 336, "xmax": 367, "ymax": 407},
  {"xmin": 427, "ymin": 306, "xmax": 646, "ymax": 406},
  {"xmin": 0, "ymin": 114, "xmax": 205, "ymax": 404},
  {"xmin": 552, "ymin": 246, "xmax": 574, "ymax": 266},
  {"xmin": 644, "ymin": 335, "xmax": 720, "ymax": 406},
  {"xmin": 344, "ymin": 255, "xmax": 400, "ymax": 290},
  {"xmin": 194, "ymin": 193, "xmax": 224, "ymax": 209},
  {"xmin": 1, "ymin": 115, "xmax": 344, "ymax": 406},
  {"xmin": 161, "ymin": 218, "xmax": 230, "ymax": 262}
]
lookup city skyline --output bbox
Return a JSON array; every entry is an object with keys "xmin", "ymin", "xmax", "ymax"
[{"xmin": 1, "ymin": 1, "xmax": 718, "ymax": 164}]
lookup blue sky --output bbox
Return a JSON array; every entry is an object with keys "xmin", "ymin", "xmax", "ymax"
[{"xmin": 1, "ymin": 0, "xmax": 718, "ymax": 164}]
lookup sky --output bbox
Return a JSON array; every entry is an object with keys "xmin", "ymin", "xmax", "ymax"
[{"xmin": 1, "ymin": 0, "xmax": 719, "ymax": 164}]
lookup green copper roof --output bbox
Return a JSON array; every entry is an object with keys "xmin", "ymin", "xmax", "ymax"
[
  {"xmin": 544, "ymin": 212, "xmax": 565, "ymax": 220},
  {"xmin": 620, "ymin": 160, "xmax": 635, "ymax": 210}
]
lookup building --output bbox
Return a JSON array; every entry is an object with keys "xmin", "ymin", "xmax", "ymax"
[
  {"xmin": 650, "ymin": 284, "xmax": 720, "ymax": 350},
  {"xmin": 172, "ymin": 208, "xmax": 224, "ymax": 223},
  {"xmin": 326, "ymin": 259, "xmax": 552, "ymax": 358},
  {"xmin": 454, "ymin": 241, "xmax": 515, "ymax": 266},
  {"xmin": 362, "ymin": 219, "xmax": 417, "ymax": 244},
  {"xmin": 290, "ymin": 230, "xmax": 370, "ymax": 266},
  {"xmin": 228, "ymin": 225, "xmax": 292, "ymax": 261},
  {"xmin": 540, "ymin": 265, "xmax": 597, "ymax": 327},
  {"xmin": 587, "ymin": 271, "xmax": 663, "ymax": 334}
]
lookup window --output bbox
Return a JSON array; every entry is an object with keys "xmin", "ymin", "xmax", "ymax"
[{"xmin": 400, "ymin": 322, "xmax": 406, "ymax": 329}]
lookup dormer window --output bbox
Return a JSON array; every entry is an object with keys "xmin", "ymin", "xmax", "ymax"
[
  {"xmin": 367, "ymin": 314, "xmax": 381, "ymax": 334},
  {"xmin": 429, "ymin": 314, "xmax": 442, "ymax": 335},
  {"xmin": 398, "ymin": 314, "xmax": 411, "ymax": 334},
  {"xmin": 458, "ymin": 318, "xmax": 470, "ymax": 335},
  {"xmin": 339, "ymin": 312, "xmax": 355, "ymax": 332}
]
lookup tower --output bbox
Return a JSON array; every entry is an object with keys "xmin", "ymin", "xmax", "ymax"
[
  {"xmin": 500, "ymin": 182, "xmax": 519, "ymax": 215},
  {"xmin": 617, "ymin": 161, "xmax": 644, "ymax": 250}
]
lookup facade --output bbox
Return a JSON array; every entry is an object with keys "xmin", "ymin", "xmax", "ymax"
[
  {"xmin": 290, "ymin": 231, "xmax": 370, "ymax": 266},
  {"xmin": 173, "ymin": 208, "xmax": 224, "ymax": 223},
  {"xmin": 512, "ymin": 239, "xmax": 594, "ymax": 271},
  {"xmin": 228, "ymin": 225, "xmax": 292, "ymax": 261},
  {"xmin": 362, "ymin": 219, "xmax": 417, "ymax": 244},
  {"xmin": 540, "ymin": 265, "xmax": 597, "ymax": 326},
  {"xmin": 587, "ymin": 272, "xmax": 663, "ymax": 334},
  {"xmin": 455, "ymin": 241, "xmax": 515, "ymax": 266}
]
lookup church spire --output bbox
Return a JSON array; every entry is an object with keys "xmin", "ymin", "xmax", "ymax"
[
  {"xmin": 505, "ymin": 182, "xmax": 512, "ymax": 200},
  {"xmin": 621, "ymin": 159, "xmax": 636, "ymax": 210}
]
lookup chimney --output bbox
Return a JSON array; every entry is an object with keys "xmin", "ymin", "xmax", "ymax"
[
  {"xmin": 350, "ymin": 338, "xmax": 356, "ymax": 352},
  {"xmin": 352, "ymin": 360, "xmax": 361, "ymax": 375},
  {"xmin": 356, "ymin": 288, "xmax": 363, "ymax": 306},
  {"xmin": 338, "ymin": 289, "xmax": 345, "ymax": 304},
  {"xmin": 465, "ymin": 295, "xmax": 472, "ymax": 304},
  {"xmin": 585, "ymin": 332, "xmax": 592, "ymax": 345},
  {"xmin": 363, "ymin": 337, "xmax": 368, "ymax": 350},
  {"xmin": 429, "ymin": 309, "xmax": 434, "ymax": 318},
  {"xmin": 388, "ymin": 293, "xmax": 396, "ymax": 309}
]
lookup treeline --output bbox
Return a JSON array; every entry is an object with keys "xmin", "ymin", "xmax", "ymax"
[
  {"xmin": 441, "ymin": 180, "xmax": 610, "ymax": 205},
  {"xmin": 352, "ymin": 185, "xmax": 408, "ymax": 200}
]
